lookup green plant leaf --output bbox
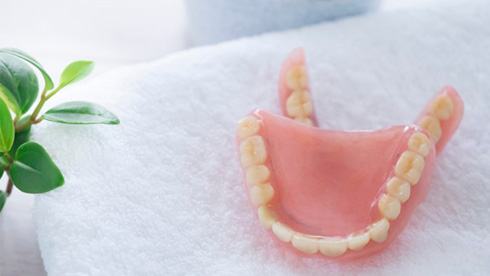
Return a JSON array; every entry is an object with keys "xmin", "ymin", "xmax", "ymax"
[
  {"xmin": 0, "ymin": 98, "xmax": 14, "ymax": 152},
  {"xmin": 59, "ymin": 61, "xmax": 94, "ymax": 88},
  {"xmin": 0, "ymin": 48, "xmax": 54, "ymax": 90},
  {"xmin": 9, "ymin": 142, "xmax": 64, "ymax": 194},
  {"xmin": 42, "ymin": 101, "xmax": 120, "ymax": 125},
  {"xmin": 0, "ymin": 53, "xmax": 39, "ymax": 114},
  {"xmin": 10, "ymin": 120, "xmax": 31, "ymax": 156},
  {"xmin": 0, "ymin": 155, "xmax": 7, "ymax": 180},
  {"xmin": 0, "ymin": 83, "xmax": 21, "ymax": 115},
  {"xmin": 0, "ymin": 191, "xmax": 6, "ymax": 212}
]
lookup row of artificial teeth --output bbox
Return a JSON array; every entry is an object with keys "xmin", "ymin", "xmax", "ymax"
[
  {"xmin": 420, "ymin": 93, "xmax": 454, "ymax": 143},
  {"xmin": 237, "ymin": 115, "xmax": 390, "ymax": 257},
  {"xmin": 285, "ymin": 65, "xmax": 314, "ymax": 126},
  {"xmin": 377, "ymin": 94, "xmax": 454, "ymax": 222},
  {"xmin": 238, "ymin": 116, "xmax": 274, "ymax": 208},
  {"xmin": 236, "ymin": 93, "xmax": 454, "ymax": 257}
]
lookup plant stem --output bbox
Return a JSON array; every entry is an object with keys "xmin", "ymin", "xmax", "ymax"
[
  {"xmin": 14, "ymin": 85, "xmax": 62, "ymax": 132},
  {"xmin": 2, "ymin": 153, "xmax": 14, "ymax": 196},
  {"xmin": 30, "ymin": 85, "xmax": 62, "ymax": 122},
  {"xmin": 29, "ymin": 94, "xmax": 47, "ymax": 123},
  {"xmin": 6, "ymin": 178, "xmax": 13, "ymax": 196},
  {"xmin": 1, "ymin": 153, "xmax": 12, "ymax": 168}
]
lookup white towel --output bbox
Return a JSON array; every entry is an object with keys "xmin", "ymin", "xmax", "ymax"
[
  {"xmin": 185, "ymin": 0, "xmax": 379, "ymax": 45},
  {"xmin": 34, "ymin": 0, "xmax": 490, "ymax": 274}
]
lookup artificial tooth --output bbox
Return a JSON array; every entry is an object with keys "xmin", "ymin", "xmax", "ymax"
[
  {"xmin": 419, "ymin": 115, "xmax": 442, "ymax": 142},
  {"xmin": 291, "ymin": 233, "xmax": 319, "ymax": 254},
  {"xmin": 286, "ymin": 90, "xmax": 313, "ymax": 118},
  {"xmin": 286, "ymin": 66, "xmax": 308, "ymax": 90},
  {"xmin": 378, "ymin": 194, "xmax": 401, "ymax": 220},
  {"xmin": 246, "ymin": 165, "xmax": 270, "ymax": 186},
  {"xmin": 386, "ymin": 177, "xmax": 411, "ymax": 203},
  {"xmin": 294, "ymin": 117, "xmax": 313, "ymax": 126},
  {"xmin": 408, "ymin": 132, "xmax": 431, "ymax": 157},
  {"xmin": 250, "ymin": 183, "xmax": 275, "ymax": 206},
  {"xmin": 369, "ymin": 218, "xmax": 390, "ymax": 243},
  {"xmin": 347, "ymin": 232, "xmax": 370, "ymax": 251},
  {"xmin": 318, "ymin": 238, "xmax": 348, "ymax": 257},
  {"xmin": 257, "ymin": 206, "xmax": 277, "ymax": 229},
  {"xmin": 240, "ymin": 136, "xmax": 267, "ymax": 167},
  {"xmin": 237, "ymin": 116, "xmax": 260, "ymax": 139},
  {"xmin": 429, "ymin": 94, "xmax": 454, "ymax": 120},
  {"xmin": 395, "ymin": 151, "xmax": 425, "ymax": 185},
  {"xmin": 272, "ymin": 222, "xmax": 295, "ymax": 243}
]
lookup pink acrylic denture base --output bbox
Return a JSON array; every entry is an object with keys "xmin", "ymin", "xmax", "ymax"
[
  {"xmin": 238, "ymin": 48, "xmax": 464, "ymax": 259},
  {"xmin": 252, "ymin": 111, "xmax": 436, "ymax": 259}
]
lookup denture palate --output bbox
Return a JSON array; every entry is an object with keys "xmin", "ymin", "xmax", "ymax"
[{"xmin": 237, "ymin": 91, "xmax": 455, "ymax": 257}]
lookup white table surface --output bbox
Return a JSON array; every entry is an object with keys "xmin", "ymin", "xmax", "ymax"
[{"xmin": 0, "ymin": 0, "xmax": 422, "ymax": 274}]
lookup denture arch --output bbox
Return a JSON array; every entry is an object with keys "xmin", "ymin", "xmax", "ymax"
[{"xmin": 237, "ymin": 49, "xmax": 464, "ymax": 259}]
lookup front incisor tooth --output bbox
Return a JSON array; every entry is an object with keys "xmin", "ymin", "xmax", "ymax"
[
  {"xmin": 408, "ymin": 132, "xmax": 431, "ymax": 157},
  {"xmin": 286, "ymin": 66, "xmax": 308, "ymax": 90},
  {"xmin": 395, "ymin": 151, "xmax": 425, "ymax": 185},
  {"xmin": 294, "ymin": 117, "xmax": 313, "ymax": 126},
  {"xmin": 237, "ymin": 116, "xmax": 260, "ymax": 139},
  {"xmin": 347, "ymin": 232, "xmax": 370, "ymax": 251},
  {"xmin": 246, "ymin": 165, "xmax": 270, "ymax": 186},
  {"xmin": 240, "ymin": 136, "xmax": 267, "ymax": 167},
  {"xmin": 419, "ymin": 115, "xmax": 442, "ymax": 142},
  {"xmin": 386, "ymin": 177, "xmax": 411, "ymax": 203},
  {"xmin": 429, "ymin": 94, "xmax": 454, "ymax": 120},
  {"xmin": 369, "ymin": 218, "xmax": 390, "ymax": 243},
  {"xmin": 318, "ymin": 238, "xmax": 348, "ymax": 257},
  {"xmin": 250, "ymin": 183, "xmax": 274, "ymax": 206},
  {"xmin": 257, "ymin": 206, "xmax": 277, "ymax": 229},
  {"xmin": 286, "ymin": 90, "xmax": 313, "ymax": 118},
  {"xmin": 272, "ymin": 222, "xmax": 295, "ymax": 243},
  {"xmin": 378, "ymin": 194, "xmax": 401, "ymax": 220},
  {"xmin": 291, "ymin": 234, "xmax": 319, "ymax": 254}
]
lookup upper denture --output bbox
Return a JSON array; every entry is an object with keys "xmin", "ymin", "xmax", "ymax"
[{"xmin": 236, "ymin": 49, "xmax": 464, "ymax": 259}]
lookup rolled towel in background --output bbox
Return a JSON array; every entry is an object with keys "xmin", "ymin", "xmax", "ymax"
[{"xmin": 184, "ymin": 0, "xmax": 379, "ymax": 45}]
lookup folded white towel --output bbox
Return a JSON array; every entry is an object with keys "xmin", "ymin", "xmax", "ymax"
[
  {"xmin": 34, "ymin": 0, "xmax": 490, "ymax": 274},
  {"xmin": 185, "ymin": 0, "xmax": 379, "ymax": 45}
]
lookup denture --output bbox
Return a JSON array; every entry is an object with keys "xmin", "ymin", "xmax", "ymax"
[{"xmin": 236, "ymin": 48, "xmax": 464, "ymax": 259}]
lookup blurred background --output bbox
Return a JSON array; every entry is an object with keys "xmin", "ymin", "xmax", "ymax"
[{"xmin": 0, "ymin": 0, "xmax": 426, "ymax": 274}]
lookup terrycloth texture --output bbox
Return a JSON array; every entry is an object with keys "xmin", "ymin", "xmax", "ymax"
[
  {"xmin": 35, "ymin": 0, "xmax": 490, "ymax": 274},
  {"xmin": 184, "ymin": 0, "xmax": 379, "ymax": 45}
]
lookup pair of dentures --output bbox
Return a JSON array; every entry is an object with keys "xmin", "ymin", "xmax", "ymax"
[{"xmin": 236, "ymin": 49, "xmax": 463, "ymax": 259}]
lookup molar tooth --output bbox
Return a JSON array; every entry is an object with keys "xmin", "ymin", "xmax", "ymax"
[
  {"xmin": 250, "ymin": 183, "xmax": 275, "ymax": 206},
  {"xmin": 240, "ymin": 136, "xmax": 267, "ymax": 167},
  {"xmin": 378, "ymin": 194, "xmax": 401, "ymax": 220},
  {"xmin": 420, "ymin": 115, "xmax": 442, "ymax": 142},
  {"xmin": 347, "ymin": 232, "xmax": 370, "ymax": 251},
  {"xmin": 369, "ymin": 218, "xmax": 390, "ymax": 243},
  {"xmin": 294, "ymin": 117, "xmax": 313, "ymax": 126},
  {"xmin": 237, "ymin": 116, "xmax": 260, "ymax": 139},
  {"xmin": 286, "ymin": 66, "xmax": 308, "ymax": 90},
  {"xmin": 286, "ymin": 90, "xmax": 312, "ymax": 118},
  {"xmin": 257, "ymin": 206, "xmax": 277, "ymax": 229},
  {"xmin": 318, "ymin": 237, "xmax": 348, "ymax": 257},
  {"xmin": 386, "ymin": 177, "xmax": 411, "ymax": 203},
  {"xmin": 246, "ymin": 165, "xmax": 270, "ymax": 186},
  {"xmin": 272, "ymin": 222, "xmax": 295, "ymax": 243},
  {"xmin": 291, "ymin": 233, "xmax": 319, "ymax": 254},
  {"xmin": 429, "ymin": 94, "xmax": 454, "ymax": 120},
  {"xmin": 395, "ymin": 151, "xmax": 425, "ymax": 185},
  {"xmin": 408, "ymin": 132, "xmax": 431, "ymax": 157}
]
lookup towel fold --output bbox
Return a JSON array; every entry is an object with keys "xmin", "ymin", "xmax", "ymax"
[{"xmin": 34, "ymin": 0, "xmax": 490, "ymax": 274}]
